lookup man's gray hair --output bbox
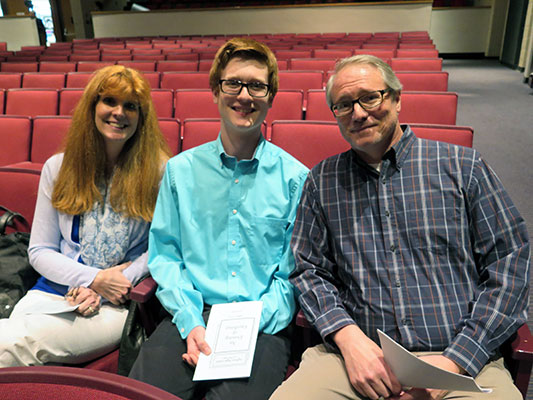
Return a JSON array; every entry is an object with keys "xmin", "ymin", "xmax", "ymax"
[{"xmin": 325, "ymin": 54, "xmax": 403, "ymax": 108}]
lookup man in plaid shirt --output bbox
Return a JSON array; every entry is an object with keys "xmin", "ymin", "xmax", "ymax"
[{"xmin": 270, "ymin": 55, "xmax": 530, "ymax": 400}]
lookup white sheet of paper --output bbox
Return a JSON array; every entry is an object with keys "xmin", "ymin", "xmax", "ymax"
[
  {"xmin": 378, "ymin": 330, "xmax": 491, "ymax": 393},
  {"xmin": 193, "ymin": 301, "xmax": 263, "ymax": 381}
]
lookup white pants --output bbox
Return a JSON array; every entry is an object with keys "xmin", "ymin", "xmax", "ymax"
[{"xmin": 0, "ymin": 290, "xmax": 128, "ymax": 367}]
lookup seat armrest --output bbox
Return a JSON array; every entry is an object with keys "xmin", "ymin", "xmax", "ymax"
[
  {"xmin": 130, "ymin": 276, "xmax": 157, "ymax": 303},
  {"xmin": 510, "ymin": 324, "xmax": 533, "ymax": 361},
  {"xmin": 296, "ymin": 310, "xmax": 311, "ymax": 328}
]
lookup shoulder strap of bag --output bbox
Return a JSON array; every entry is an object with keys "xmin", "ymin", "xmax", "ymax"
[{"xmin": 0, "ymin": 206, "xmax": 30, "ymax": 235}]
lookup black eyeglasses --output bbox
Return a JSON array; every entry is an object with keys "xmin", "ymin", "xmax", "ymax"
[
  {"xmin": 331, "ymin": 89, "xmax": 391, "ymax": 117},
  {"xmin": 219, "ymin": 79, "xmax": 270, "ymax": 98}
]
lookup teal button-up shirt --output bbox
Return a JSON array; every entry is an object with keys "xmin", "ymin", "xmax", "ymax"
[{"xmin": 148, "ymin": 135, "xmax": 309, "ymax": 339}]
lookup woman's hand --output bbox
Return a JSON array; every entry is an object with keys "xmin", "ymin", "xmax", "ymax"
[
  {"xmin": 66, "ymin": 287, "xmax": 102, "ymax": 317},
  {"xmin": 89, "ymin": 262, "xmax": 133, "ymax": 305}
]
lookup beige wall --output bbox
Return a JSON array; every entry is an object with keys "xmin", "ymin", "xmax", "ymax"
[
  {"xmin": 0, "ymin": 16, "xmax": 39, "ymax": 51},
  {"xmin": 429, "ymin": 7, "xmax": 491, "ymax": 53},
  {"xmin": 92, "ymin": 3, "xmax": 433, "ymax": 38}
]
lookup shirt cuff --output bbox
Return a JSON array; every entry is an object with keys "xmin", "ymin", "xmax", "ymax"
[
  {"xmin": 172, "ymin": 308, "xmax": 206, "ymax": 340},
  {"xmin": 443, "ymin": 332, "xmax": 490, "ymax": 377},
  {"xmin": 313, "ymin": 307, "xmax": 356, "ymax": 342}
]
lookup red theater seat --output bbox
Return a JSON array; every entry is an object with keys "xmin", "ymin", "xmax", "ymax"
[
  {"xmin": 0, "ymin": 115, "xmax": 31, "ymax": 167},
  {"xmin": 181, "ymin": 118, "xmax": 221, "ymax": 151},
  {"xmin": 22, "ymin": 73, "xmax": 66, "ymax": 89},
  {"xmin": 5, "ymin": 89, "xmax": 58, "ymax": 117},
  {"xmin": 270, "ymin": 120, "xmax": 350, "ymax": 169},
  {"xmin": 399, "ymin": 91, "xmax": 458, "ymax": 125}
]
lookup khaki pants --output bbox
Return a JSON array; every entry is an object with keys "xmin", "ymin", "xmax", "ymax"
[
  {"xmin": 0, "ymin": 290, "xmax": 127, "ymax": 367},
  {"xmin": 270, "ymin": 344, "xmax": 521, "ymax": 400}
]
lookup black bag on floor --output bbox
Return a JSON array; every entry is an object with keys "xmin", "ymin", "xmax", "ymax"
[{"xmin": 0, "ymin": 206, "xmax": 40, "ymax": 318}]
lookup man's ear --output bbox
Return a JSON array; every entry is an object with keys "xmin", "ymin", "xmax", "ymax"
[
  {"xmin": 212, "ymin": 90, "xmax": 219, "ymax": 104},
  {"xmin": 395, "ymin": 91, "xmax": 401, "ymax": 113}
]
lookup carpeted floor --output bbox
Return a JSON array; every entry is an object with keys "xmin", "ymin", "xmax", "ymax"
[{"xmin": 444, "ymin": 58, "xmax": 533, "ymax": 399}]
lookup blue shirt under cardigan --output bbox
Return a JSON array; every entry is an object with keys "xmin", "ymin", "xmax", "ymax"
[{"xmin": 148, "ymin": 135, "xmax": 309, "ymax": 339}]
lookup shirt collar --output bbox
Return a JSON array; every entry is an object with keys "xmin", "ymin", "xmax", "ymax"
[
  {"xmin": 349, "ymin": 124, "xmax": 415, "ymax": 172},
  {"xmin": 215, "ymin": 133, "xmax": 266, "ymax": 169}
]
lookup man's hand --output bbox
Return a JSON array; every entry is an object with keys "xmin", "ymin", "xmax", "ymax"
[
  {"xmin": 391, "ymin": 355, "xmax": 465, "ymax": 400},
  {"xmin": 66, "ymin": 286, "xmax": 101, "ymax": 317},
  {"xmin": 333, "ymin": 325, "xmax": 402, "ymax": 400},
  {"xmin": 182, "ymin": 326, "xmax": 212, "ymax": 367},
  {"xmin": 89, "ymin": 262, "xmax": 132, "ymax": 305}
]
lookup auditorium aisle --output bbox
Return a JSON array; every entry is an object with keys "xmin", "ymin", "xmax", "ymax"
[{"xmin": 445, "ymin": 58, "xmax": 533, "ymax": 400}]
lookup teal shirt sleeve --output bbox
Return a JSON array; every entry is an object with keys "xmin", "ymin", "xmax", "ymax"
[
  {"xmin": 148, "ymin": 163, "xmax": 205, "ymax": 339},
  {"xmin": 258, "ymin": 170, "xmax": 308, "ymax": 334}
]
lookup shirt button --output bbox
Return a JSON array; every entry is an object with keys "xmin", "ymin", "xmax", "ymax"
[
  {"xmin": 231, "ymin": 240, "xmax": 236, "ymax": 245},
  {"xmin": 390, "ymin": 244, "xmax": 396, "ymax": 252},
  {"xmin": 234, "ymin": 179, "xmax": 239, "ymax": 184},
  {"xmin": 232, "ymin": 209, "xmax": 237, "ymax": 215},
  {"xmin": 395, "ymin": 280, "xmax": 401, "ymax": 287},
  {"xmin": 180, "ymin": 328, "xmax": 185, "ymax": 333},
  {"xmin": 231, "ymin": 271, "xmax": 236, "ymax": 277},
  {"xmin": 385, "ymin": 210, "xmax": 390, "ymax": 217},
  {"xmin": 402, "ymin": 319, "xmax": 408, "ymax": 325}
]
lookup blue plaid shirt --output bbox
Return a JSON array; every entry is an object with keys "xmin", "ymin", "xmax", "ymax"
[{"xmin": 290, "ymin": 125, "xmax": 530, "ymax": 377}]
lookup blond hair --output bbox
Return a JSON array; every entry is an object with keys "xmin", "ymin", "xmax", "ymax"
[{"xmin": 52, "ymin": 65, "xmax": 171, "ymax": 221}]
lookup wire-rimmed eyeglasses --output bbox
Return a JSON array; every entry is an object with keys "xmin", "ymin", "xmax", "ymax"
[{"xmin": 331, "ymin": 89, "xmax": 391, "ymax": 117}]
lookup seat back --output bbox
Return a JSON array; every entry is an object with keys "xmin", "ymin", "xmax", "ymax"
[
  {"xmin": 141, "ymin": 72, "xmax": 160, "ymax": 89},
  {"xmin": 270, "ymin": 121, "xmax": 350, "ymax": 169},
  {"xmin": 353, "ymin": 49, "xmax": 395, "ymax": 60},
  {"xmin": 396, "ymin": 71, "xmax": 448, "ymax": 91},
  {"xmin": 0, "ymin": 116, "xmax": 31, "ymax": 166},
  {"xmin": 174, "ymin": 89, "xmax": 218, "ymax": 122},
  {"xmin": 0, "ymin": 62, "xmax": 39, "ymax": 73},
  {"xmin": 312, "ymin": 49, "xmax": 353, "ymax": 59},
  {"xmin": 278, "ymin": 70, "xmax": 324, "ymax": 95},
  {"xmin": 305, "ymin": 89, "xmax": 335, "ymax": 122},
  {"xmin": 66, "ymin": 72, "xmax": 93, "ymax": 88},
  {"xmin": 266, "ymin": 89, "xmax": 304, "ymax": 132},
  {"xmin": 150, "ymin": 89, "xmax": 174, "ymax": 118},
  {"xmin": 160, "ymin": 72, "xmax": 210, "ymax": 90},
  {"xmin": 158, "ymin": 118, "xmax": 181, "ymax": 155},
  {"xmin": 289, "ymin": 58, "xmax": 336, "ymax": 73},
  {"xmin": 31, "ymin": 116, "xmax": 71, "ymax": 163},
  {"xmin": 400, "ymin": 91, "xmax": 458, "ymax": 125},
  {"xmin": 117, "ymin": 61, "xmax": 156, "ymax": 72},
  {"xmin": 0, "ymin": 72, "xmax": 22, "ymax": 89},
  {"xmin": 22, "ymin": 73, "xmax": 66, "ymax": 89},
  {"xmin": 181, "ymin": 118, "xmax": 220, "ymax": 151},
  {"xmin": 275, "ymin": 50, "xmax": 313, "ymax": 61},
  {"xmin": 156, "ymin": 61, "xmax": 198, "ymax": 72},
  {"xmin": 0, "ymin": 169, "xmax": 41, "ymax": 226},
  {"xmin": 0, "ymin": 366, "xmax": 182, "ymax": 400},
  {"xmin": 5, "ymin": 89, "xmax": 58, "ymax": 117},
  {"xmin": 396, "ymin": 49, "xmax": 439, "ymax": 58},
  {"xmin": 39, "ymin": 61, "xmax": 77, "ymax": 73},
  {"xmin": 76, "ymin": 62, "xmax": 114, "ymax": 72},
  {"xmin": 390, "ymin": 58, "xmax": 443, "ymax": 71},
  {"xmin": 409, "ymin": 123, "xmax": 473, "ymax": 148},
  {"xmin": 59, "ymin": 89, "xmax": 84, "ymax": 115}
]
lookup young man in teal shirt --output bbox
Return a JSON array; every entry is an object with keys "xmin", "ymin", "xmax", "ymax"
[{"xmin": 129, "ymin": 38, "xmax": 309, "ymax": 399}]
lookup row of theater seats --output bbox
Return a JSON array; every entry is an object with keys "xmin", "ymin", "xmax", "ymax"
[
  {"xmin": 0, "ymin": 49, "xmax": 439, "ymax": 63},
  {"xmin": 0, "ymin": 118, "xmax": 473, "ymax": 228},
  {"xmin": 0, "ymin": 57, "xmax": 443, "ymax": 74},
  {"xmin": 0, "ymin": 88, "xmax": 458, "ymax": 125},
  {"xmin": 0, "ymin": 70, "xmax": 448, "ymax": 91}
]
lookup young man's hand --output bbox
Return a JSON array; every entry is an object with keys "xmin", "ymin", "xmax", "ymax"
[{"xmin": 182, "ymin": 326, "xmax": 212, "ymax": 367}]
